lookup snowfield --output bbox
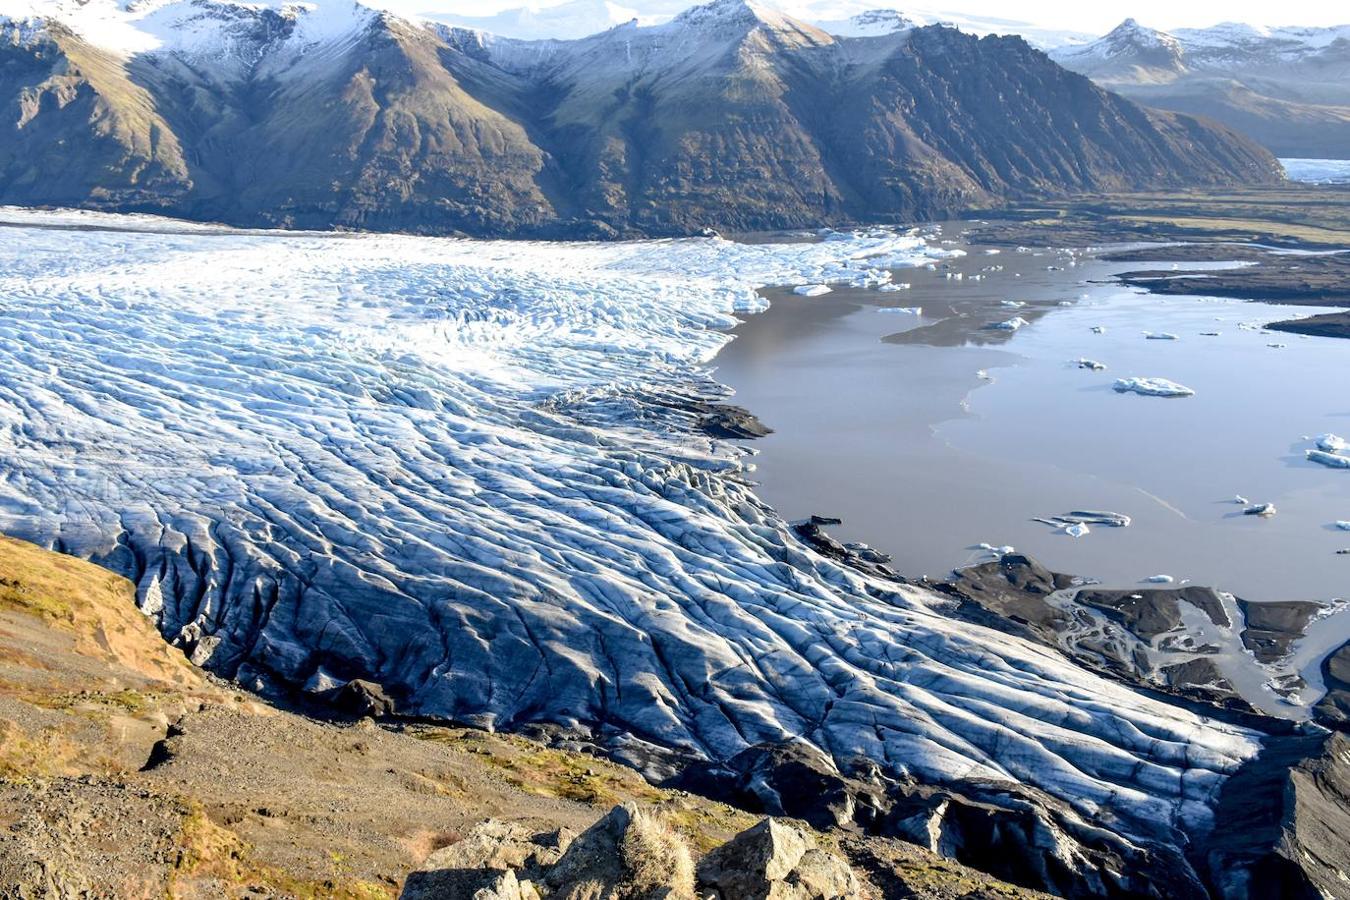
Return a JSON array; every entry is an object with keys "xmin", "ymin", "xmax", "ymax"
[{"xmin": 0, "ymin": 208, "xmax": 1258, "ymax": 844}]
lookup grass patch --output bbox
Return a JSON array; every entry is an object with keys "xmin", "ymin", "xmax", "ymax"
[{"xmin": 170, "ymin": 802, "xmax": 393, "ymax": 899}]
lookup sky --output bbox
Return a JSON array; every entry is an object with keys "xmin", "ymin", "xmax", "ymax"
[{"xmin": 412, "ymin": 0, "xmax": 1349, "ymax": 32}]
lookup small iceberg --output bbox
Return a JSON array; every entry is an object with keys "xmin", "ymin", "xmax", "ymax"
[
  {"xmin": 1144, "ymin": 332, "xmax": 1180, "ymax": 341},
  {"xmin": 1075, "ymin": 358, "xmax": 1106, "ymax": 371},
  {"xmin": 1000, "ymin": 300, "xmax": 1026, "ymax": 309},
  {"xmin": 987, "ymin": 316, "xmax": 1029, "ymax": 332},
  {"xmin": 1309, "ymin": 449, "xmax": 1350, "ymax": 469},
  {"xmin": 877, "ymin": 282, "xmax": 911, "ymax": 292},
  {"xmin": 1243, "ymin": 503, "xmax": 1277, "ymax": 518},
  {"xmin": 1063, "ymin": 523, "xmax": 1090, "ymax": 538},
  {"xmin": 976, "ymin": 370, "xmax": 992, "ymax": 380},
  {"xmin": 1316, "ymin": 434, "xmax": 1348, "ymax": 453},
  {"xmin": 1114, "ymin": 377, "xmax": 1195, "ymax": 398},
  {"xmin": 1091, "ymin": 326, "xmax": 1106, "ymax": 334},
  {"xmin": 1144, "ymin": 575, "xmax": 1175, "ymax": 584},
  {"xmin": 1233, "ymin": 495, "xmax": 1249, "ymax": 505},
  {"xmin": 794, "ymin": 284, "xmax": 832, "ymax": 296},
  {"xmin": 1335, "ymin": 521, "xmax": 1350, "ymax": 531},
  {"xmin": 1035, "ymin": 511, "xmax": 1131, "ymax": 530},
  {"xmin": 878, "ymin": 306, "xmax": 922, "ymax": 315}
]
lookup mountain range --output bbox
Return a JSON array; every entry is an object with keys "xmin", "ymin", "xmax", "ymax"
[
  {"xmin": 0, "ymin": 0, "xmax": 1279, "ymax": 236},
  {"xmin": 1051, "ymin": 18, "xmax": 1350, "ymax": 158}
]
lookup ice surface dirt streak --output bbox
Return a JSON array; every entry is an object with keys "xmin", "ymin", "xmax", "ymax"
[{"xmin": 0, "ymin": 208, "xmax": 1257, "ymax": 845}]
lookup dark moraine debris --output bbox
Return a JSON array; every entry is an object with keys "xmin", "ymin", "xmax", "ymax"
[
  {"xmin": 792, "ymin": 517, "xmax": 901, "ymax": 581},
  {"xmin": 1268, "ymin": 310, "xmax": 1350, "ymax": 340},
  {"xmin": 1075, "ymin": 586, "xmax": 1230, "ymax": 640},
  {"xmin": 1116, "ymin": 252, "xmax": 1350, "ymax": 307},
  {"xmin": 942, "ymin": 554, "xmax": 1077, "ymax": 636},
  {"xmin": 1158, "ymin": 658, "xmax": 1235, "ymax": 699},
  {"xmin": 1314, "ymin": 640, "xmax": 1350, "ymax": 725},
  {"xmin": 697, "ymin": 405, "xmax": 773, "ymax": 440},
  {"xmin": 674, "ymin": 739, "xmax": 1212, "ymax": 898},
  {"xmin": 1202, "ymin": 730, "xmax": 1350, "ymax": 900},
  {"xmin": 1237, "ymin": 599, "xmax": 1323, "ymax": 664}
]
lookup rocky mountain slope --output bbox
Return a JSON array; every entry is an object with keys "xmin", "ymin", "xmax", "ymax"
[
  {"xmin": 0, "ymin": 0, "xmax": 1280, "ymax": 236},
  {"xmin": 1053, "ymin": 19, "xmax": 1350, "ymax": 158}
]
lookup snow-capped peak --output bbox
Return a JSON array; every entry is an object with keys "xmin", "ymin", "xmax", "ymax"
[
  {"xmin": 419, "ymin": 0, "xmax": 651, "ymax": 42},
  {"xmin": 0, "ymin": 0, "xmax": 377, "ymax": 63}
]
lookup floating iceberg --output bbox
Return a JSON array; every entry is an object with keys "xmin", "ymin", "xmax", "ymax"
[
  {"xmin": 1336, "ymin": 521, "xmax": 1350, "ymax": 531},
  {"xmin": 1064, "ymin": 523, "xmax": 1090, "ymax": 538},
  {"xmin": 1145, "ymin": 575, "xmax": 1176, "ymax": 584},
  {"xmin": 878, "ymin": 306, "xmax": 922, "ymax": 315},
  {"xmin": 1309, "ymin": 449, "xmax": 1350, "ymax": 469},
  {"xmin": 877, "ymin": 282, "xmax": 911, "ymax": 291},
  {"xmin": 987, "ymin": 316, "xmax": 1029, "ymax": 331},
  {"xmin": 1091, "ymin": 326, "xmax": 1106, "ymax": 334},
  {"xmin": 1000, "ymin": 300, "xmax": 1026, "ymax": 308},
  {"xmin": 1317, "ymin": 434, "xmax": 1348, "ymax": 453},
  {"xmin": 1035, "ymin": 511, "xmax": 1131, "ymax": 531},
  {"xmin": 1114, "ymin": 377, "xmax": 1195, "ymax": 398},
  {"xmin": 1144, "ymin": 332, "xmax": 1179, "ymax": 341},
  {"xmin": 1243, "ymin": 503, "xmax": 1277, "ymax": 518},
  {"xmin": 793, "ymin": 284, "xmax": 832, "ymax": 296},
  {"xmin": 1076, "ymin": 358, "xmax": 1106, "ymax": 371}
]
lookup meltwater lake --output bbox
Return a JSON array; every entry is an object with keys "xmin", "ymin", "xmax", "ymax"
[{"xmin": 715, "ymin": 223, "xmax": 1350, "ymax": 609}]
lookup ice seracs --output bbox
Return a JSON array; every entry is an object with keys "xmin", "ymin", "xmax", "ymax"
[{"xmin": 1113, "ymin": 377, "xmax": 1195, "ymax": 397}]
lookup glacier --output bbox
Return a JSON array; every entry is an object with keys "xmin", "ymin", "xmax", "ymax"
[{"xmin": 0, "ymin": 208, "xmax": 1262, "ymax": 850}]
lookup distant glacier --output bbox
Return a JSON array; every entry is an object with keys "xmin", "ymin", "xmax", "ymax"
[{"xmin": 1281, "ymin": 158, "xmax": 1350, "ymax": 184}]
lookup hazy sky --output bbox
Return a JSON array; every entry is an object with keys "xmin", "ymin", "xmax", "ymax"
[{"xmin": 428, "ymin": 0, "xmax": 1349, "ymax": 31}]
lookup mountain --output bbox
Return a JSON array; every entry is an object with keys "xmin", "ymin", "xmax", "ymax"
[
  {"xmin": 422, "ymin": 0, "xmax": 655, "ymax": 40},
  {"xmin": 0, "ymin": 0, "xmax": 1280, "ymax": 236},
  {"xmin": 1054, "ymin": 18, "xmax": 1350, "ymax": 158}
]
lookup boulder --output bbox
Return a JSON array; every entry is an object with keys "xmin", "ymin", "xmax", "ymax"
[
  {"xmin": 546, "ymin": 803, "xmax": 695, "ymax": 900},
  {"xmin": 696, "ymin": 818, "xmax": 857, "ymax": 900},
  {"xmin": 399, "ymin": 820, "xmax": 570, "ymax": 899}
]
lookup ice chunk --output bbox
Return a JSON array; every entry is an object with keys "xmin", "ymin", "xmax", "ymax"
[
  {"xmin": 1308, "ymin": 449, "xmax": 1350, "ymax": 469},
  {"xmin": 1144, "ymin": 332, "xmax": 1179, "ymax": 340},
  {"xmin": 1335, "ymin": 521, "xmax": 1350, "ymax": 531},
  {"xmin": 976, "ymin": 370, "xmax": 992, "ymax": 380},
  {"xmin": 1076, "ymin": 358, "xmax": 1106, "ymax": 371},
  {"xmin": 987, "ymin": 316, "xmax": 1029, "ymax": 332},
  {"xmin": 878, "ymin": 306, "xmax": 922, "ymax": 315},
  {"xmin": 1316, "ymin": 434, "xmax": 1348, "ymax": 453},
  {"xmin": 1035, "ymin": 511, "xmax": 1131, "ymax": 530},
  {"xmin": 1000, "ymin": 300, "xmax": 1026, "ymax": 308},
  {"xmin": 794, "ymin": 284, "xmax": 832, "ymax": 296},
  {"xmin": 1233, "ymin": 495, "xmax": 1249, "ymax": 505},
  {"xmin": 1064, "ymin": 523, "xmax": 1090, "ymax": 538},
  {"xmin": 1113, "ymin": 377, "xmax": 1195, "ymax": 398},
  {"xmin": 1243, "ymin": 503, "xmax": 1277, "ymax": 518},
  {"xmin": 876, "ymin": 282, "xmax": 911, "ymax": 292},
  {"xmin": 1145, "ymin": 575, "xmax": 1176, "ymax": 584}
]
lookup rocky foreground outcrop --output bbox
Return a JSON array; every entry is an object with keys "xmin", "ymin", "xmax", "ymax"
[
  {"xmin": 402, "ymin": 806, "xmax": 857, "ymax": 900},
  {"xmin": 0, "ymin": 0, "xmax": 1280, "ymax": 236}
]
